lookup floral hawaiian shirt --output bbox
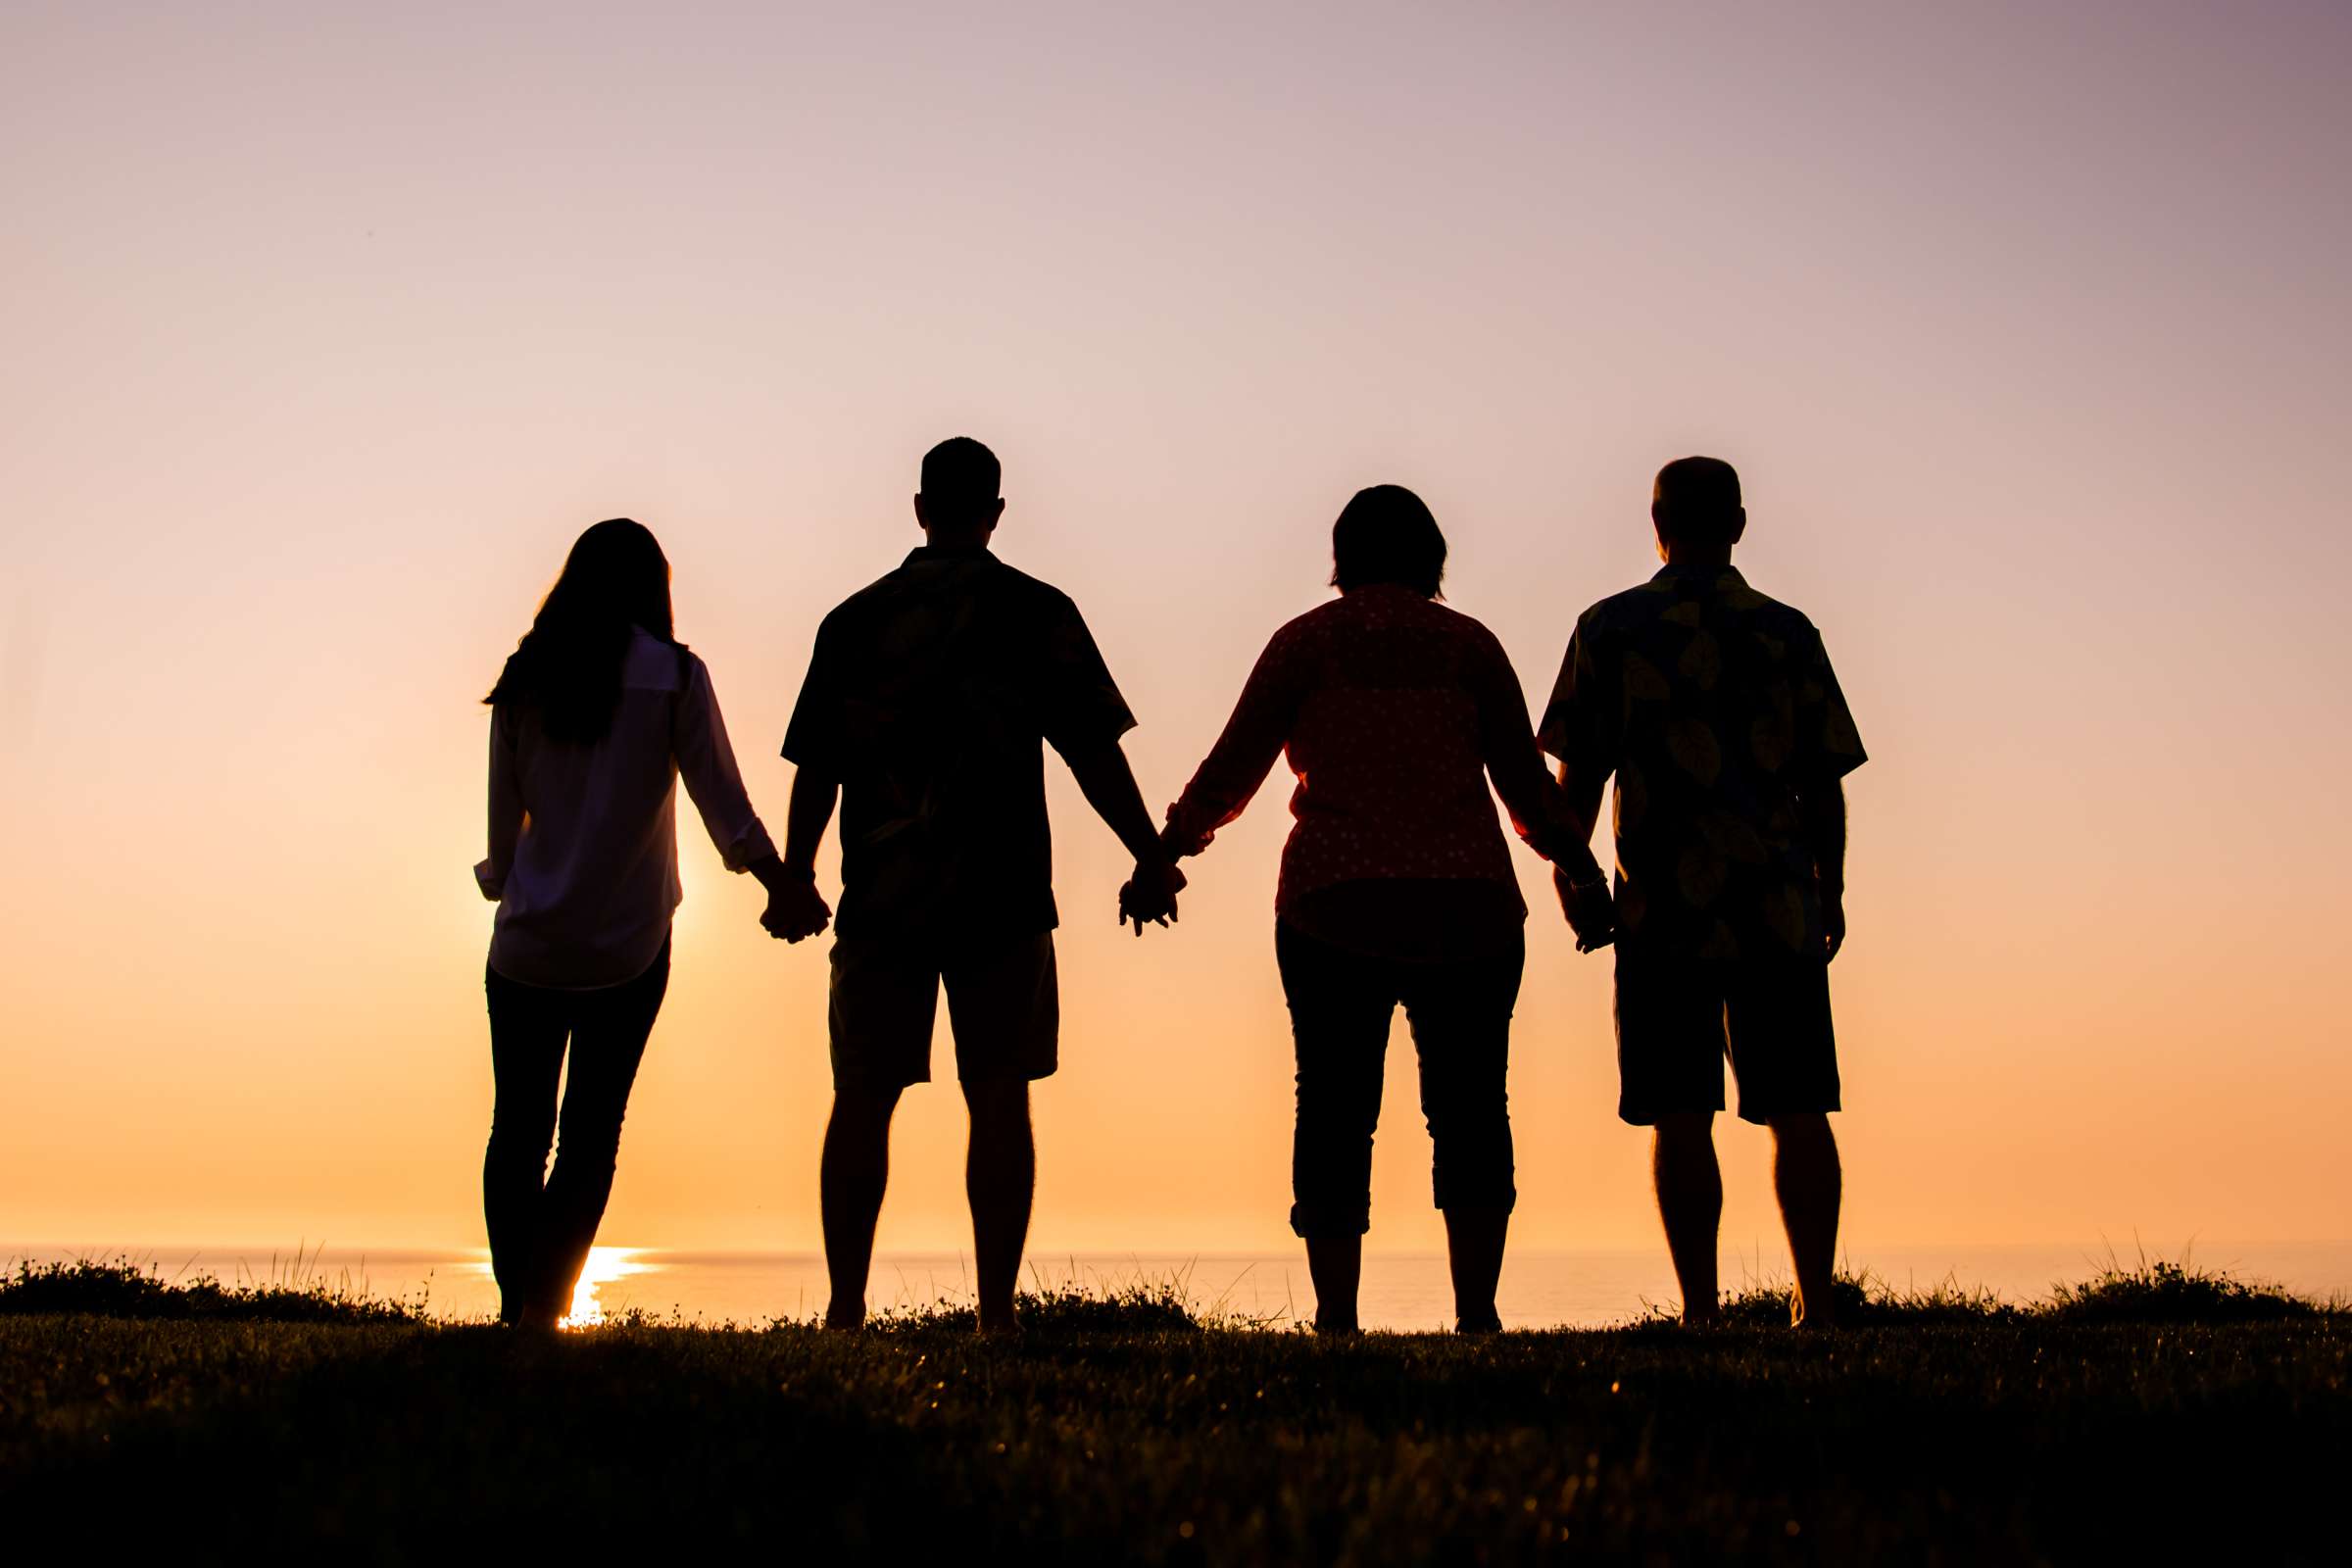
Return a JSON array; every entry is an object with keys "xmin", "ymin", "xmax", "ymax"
[{"xmin": 1538, "ymin": 564, "xmax": 1866, "ymax": 961}]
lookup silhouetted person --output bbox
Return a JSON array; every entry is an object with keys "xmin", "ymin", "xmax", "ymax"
[
  {"xmin": 1152, "ymin": 487, "xmax": 1606, "ymax": 1334},
  {"xmin": 765, "ymin": 438, "xmax": 1182, "ymax": 1334},
  {"xmin": 1539, "ymin": 458, "xmax": 1867, "ymax": 1328},
  {"xmin": 475, "ymin": 519, "xmax": 801, "ymax": 1329}
]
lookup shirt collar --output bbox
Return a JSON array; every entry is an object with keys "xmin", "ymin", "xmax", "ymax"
[
  {"xmin": 904, "ymin": 544, "xmax": 999, "ymax": 566},
  {"xmin": 1651, "ymin": 562, "xmax": 1746, "ymax": 589}
]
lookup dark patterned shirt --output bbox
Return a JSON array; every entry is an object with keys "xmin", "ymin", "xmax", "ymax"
[
  {"xmin": 782, "ymin": 546, "xmax": 1136, "ymax": 945},
  {"xmin": 1538, "ymin": 564, "xmax": 1866, "ymax": 962}
]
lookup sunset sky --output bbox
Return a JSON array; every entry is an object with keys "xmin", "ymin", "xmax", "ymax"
[{"xmin": 5, "ymin": 1, "xmax": 2348, "ymax": 1262}]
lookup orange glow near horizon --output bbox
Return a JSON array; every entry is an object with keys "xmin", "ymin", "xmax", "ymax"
[{"xmin": 3, "ymin": 3, "xmax": 2349, "ymax": 1265}]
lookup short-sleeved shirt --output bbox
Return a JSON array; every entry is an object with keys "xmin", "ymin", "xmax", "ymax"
[
  {"xmin": 1538, "ymin": 564, "xmax": 1866, "ymax": 962},
  {"xmin": 782, "ymin": 546, "xmax": 1136, "ymax": 945}
]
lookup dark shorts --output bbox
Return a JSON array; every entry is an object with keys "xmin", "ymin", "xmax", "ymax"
[
  {"xmin": 828, "ymin": 931, "xmax": 1058, "ymax": 1091},
  {"xmin": 1613, "ymin": 950, "xmax": 1839, "ymax": 1126}
]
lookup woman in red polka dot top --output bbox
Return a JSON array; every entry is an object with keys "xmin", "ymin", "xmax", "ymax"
[{"xmin": 1156, "ymin": 485, "xmax": 1608, "ymax": 1335}]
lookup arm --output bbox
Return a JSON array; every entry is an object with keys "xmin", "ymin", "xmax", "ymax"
[
  {"xmin": 1064, "ymin": 743, "xmax": 1189, "ymax": 933},
  {"xmin": 474, "ymin": 706, "xmax": 522, "ymax": 901},
  {"xmin": 758, "ymin": 766, "xmax": 839, "ymax": 943},
  {"xmin": 1468, "ymin": 634, "xmax": 1604, "ymax": 885},
  {"xmin": 1160, "ymin": 632, "xmax": 1306, "ymax": 859},
  {"xmin": 1790, "ymin": 626, "xmax": 1864, "ymax": 962},
  {"xmin": 1534, "ymin": 622, "xmax": 1619, "ymax": 952},
  {"xmin": 672, "ymin": 656, "xmax": 827, "ymax": 939},
  {"xmin": 1797, "ymin": 778, "xmax": 1847, "ymax": 960},
  {"xmin": 1064, "ymin": 742, "xmax": 1168, "ymax": 865},
  {"xmin": 673, "ymin": 657, "xmax": 778, "ymax": 872}
]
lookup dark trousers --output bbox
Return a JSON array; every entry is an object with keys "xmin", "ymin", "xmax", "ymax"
[
  {"xmin": 1275, "ymin": 920, "xmax": 1524, "ymax": 1239},
  {"xmin": 482, "ymin": 940, "xmax": 669, "ymax": 1324}
]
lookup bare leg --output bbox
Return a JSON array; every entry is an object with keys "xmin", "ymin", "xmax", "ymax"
[
  {"xmin": 1444, "ymin": 1207, "xmax": 1510, "ymax": 1333},
  {"xmin": 1304, "ymin": 1236, "xmax": 1362, "ymax": 1335},
  {"xmin": 1653, "ymin": 1111, "xmax": 1723, "ymax": 1325},
  {"xmin": 820, "ymin": 1083, "xmax": 902, "ymax": 1329},
  {"xmin": 1769, "ymin": 1113, "xmax": 1842, "ymax": 1329},
  {"xmin": 962, "ymin": 1077, "xmax": 1035, "ymax": 1333}
]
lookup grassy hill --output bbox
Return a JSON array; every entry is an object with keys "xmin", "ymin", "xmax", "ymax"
[{"xmin": 3, "ymin": 1260, "xmax": 2343, "ymax": 1562}]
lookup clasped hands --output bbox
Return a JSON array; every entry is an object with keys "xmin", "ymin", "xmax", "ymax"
[
  {"xmin": 1554, "ymin": 864, "xmax": 1616, "ymax": 954},
  {"xmin": 1116, "ymin": 857, "xmax": 1187, "ymax": 936}
]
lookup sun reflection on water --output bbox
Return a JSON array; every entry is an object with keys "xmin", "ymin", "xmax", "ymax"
[{"xmin": 562, "ymin": 1247, "xmax": 649, "ymax": 1327}]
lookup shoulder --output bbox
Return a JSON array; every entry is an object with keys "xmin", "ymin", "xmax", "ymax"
[
  {"xmin": 623, "ymin": 627, "xmax": 694, "ymax": 690},
  {"xmin": 1574, "ymin": 581, "xmax": 1668, "ymax": 646},
  {"xmin": 1725, "ymin": 580, "xmax": 1824, "ymax": 652},
  {"xmin": 986, "ymin": 558, "xmax": 1084, "ymax": 620}
]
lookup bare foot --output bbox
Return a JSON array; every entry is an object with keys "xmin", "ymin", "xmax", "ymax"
[{"xmin": 823, "ymin": 1299, "xmax": 867, "ymax": 1332}]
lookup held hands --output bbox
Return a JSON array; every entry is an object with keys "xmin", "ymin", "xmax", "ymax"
[
  {"xmin": 760, "ymin": 877, "xmax": 832, "ymax": 944},
  {"xmin": 1822, "ymin": 884, "xmax": 1846, "ymax": 962},
  {"xmin": 1553, "ymin": 864, "xmax": 1615, "ymax": 954},
  {"xmin": 1117, "ymin": 858, "xmax": 1188, "ymax": 936}
]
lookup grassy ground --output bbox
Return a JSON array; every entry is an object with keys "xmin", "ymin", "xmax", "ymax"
[{"xmin": 3, "ymin": 1260, "xmax": 2344, "ymax": 1563}]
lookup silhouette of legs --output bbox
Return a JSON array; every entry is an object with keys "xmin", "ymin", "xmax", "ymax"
[
  {"xmin": 1443, "ymin": 1209, "xmax": 1510, "ymax": 1333},
  {"xmin": 483, "ymin": 1022, "xmax": 564, "ymax": 1327},
  {"xmin": 1278, "ymin": 925, "xmax": 1391, "ymax": 1333},
  {"xmin": 1769, "ymin": 1112, "xmax": 1841, "ymax": 1328},
  {"xmin": 820, "ymin": 1083, "xmax": 902, "ymax": 1329},
  {"xmin": 1303, "ymin": 1237, "xmax": 1363, "ymax": 1335},
  {"xmin": 1652, "ymin": 1111, "xmax": 1723, "ymax": 1325},
  {"xmin": 482, "ymin": 944, "xmax": 666, "ymax": 1328},
  {"xmin": 1402, "ymin": 934, "xmax": 1522, "ymax": 1332},
  {"xmin": 962, "ymin": 1077, "xmax": 1034, "ymax": 1333}
]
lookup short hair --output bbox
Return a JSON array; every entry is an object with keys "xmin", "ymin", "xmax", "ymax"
[
  {"xmin": 1652, "ymin": 456, "xmax": 1742, "ymax": 545},
  {"xmin": 1331, "ymin": 485, "xmax": 1446, "ymax": 598},
  {"xmin": 918, "ymin": 437, "xmax": 1002, "ymax": 523}
]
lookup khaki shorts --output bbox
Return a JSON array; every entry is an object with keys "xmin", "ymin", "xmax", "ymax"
[{"xmin": 828, "ymin": 931, "xmax": 1059, "ymax": 1090}]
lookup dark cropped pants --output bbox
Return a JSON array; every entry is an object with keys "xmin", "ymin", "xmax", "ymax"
[
  {"xmin": 482, "ymin": 939, "xmax": 669, "ymax": 1324},
  {"xmin": 1276, "ymin": 920, "xmax": 1524, "ymax": 1240}
]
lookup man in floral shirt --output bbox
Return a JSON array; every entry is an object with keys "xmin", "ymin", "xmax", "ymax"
[{"xmin": 1540, "ymin": 457, "xmax": 1866, "ymax": 1329}]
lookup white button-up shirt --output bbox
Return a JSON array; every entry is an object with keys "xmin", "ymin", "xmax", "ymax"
[{"xmin": 476, "ymin": 628, "xmax": 774, "ymax": 989}]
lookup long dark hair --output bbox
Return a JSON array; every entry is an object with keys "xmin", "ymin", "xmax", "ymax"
[{"xmin": 485, "ymin": 518, "xmax": 675, "ymax": 745}]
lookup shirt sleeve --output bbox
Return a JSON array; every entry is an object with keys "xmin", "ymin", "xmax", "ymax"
[
  {"xmin": 1536, "ymin": 613, "xmax": 1621, "ymax": 791},
  {"xmin": 1036, "ymin": 596, "xmax": 1139, "ymax": 760},
  {"xmin": 1793, "ymin": 625, "xmax": 1868, "ymax": 785},
  {"xmin": 1466, "ymin": 630, "xmax": 1574, "ymax": 863},
  {"xmin": 675, "ymin": 656, "xmax": 777, "ymax": 871},
  {"xmin": 1162, "ymin": 627, "xmax": 1309, "ymax": 857},
  {"xmin": 779, "ymin": 619, "xmax": 844, "ymax": 775},
  {"xmin": 474, "ymin": 705, "xmax": 522, "ymax": 901}
]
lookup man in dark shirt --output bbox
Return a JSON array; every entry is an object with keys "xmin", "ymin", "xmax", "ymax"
[
  {"xmin": 1540, "ymin": 457, "xmax": 1866, "ymax": 1329},
  {"xmin": 766, "ymin": 437, "xmax": 1183, "ymax": 1333}
]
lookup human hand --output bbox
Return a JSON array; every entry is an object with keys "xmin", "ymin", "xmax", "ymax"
[
  {"xmin": 1822, "ymin": 885, "xmax": 1846, "ymax": 962},
  {"xmin": 1553, "ymin": 865, "xmax": 1615, "ymax": 954},
  {"xmin": 1117, "ymin": 859, "xmax": 1187, "ymax": 936},
  {"xmin": 761, "ymin": 878, "xmax": 832, "ymax": 944}
]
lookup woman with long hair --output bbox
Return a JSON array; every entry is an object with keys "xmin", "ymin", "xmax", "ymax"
[
  {"xmin": 475, "ymin": 517, "xmax": 796, "ymax": 1328},
  {"xmin": 1149, "ymin": 487, "xmax": 1611, "ymax": 1333}
]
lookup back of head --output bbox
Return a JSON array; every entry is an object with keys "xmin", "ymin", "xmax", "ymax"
[
  {"xmin": 1651, "ymin": 456, "xmax": 1743, "ymax": 548},
  {"xmin": 486, "ymin": 517, "xmax": 674, "ymax": 744},
  {"xmin": 918, "ymin": 436, "xmax": 1003, "ymax": 530},
  {"xmin": 1331, "ymin": 484, "xmax": 1446, "ymax": 598}
]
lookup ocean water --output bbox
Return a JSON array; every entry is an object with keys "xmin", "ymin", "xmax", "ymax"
[{"xmin": 15, "ymin": 1240, "xmax": 2352, "ymax": 1331}]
